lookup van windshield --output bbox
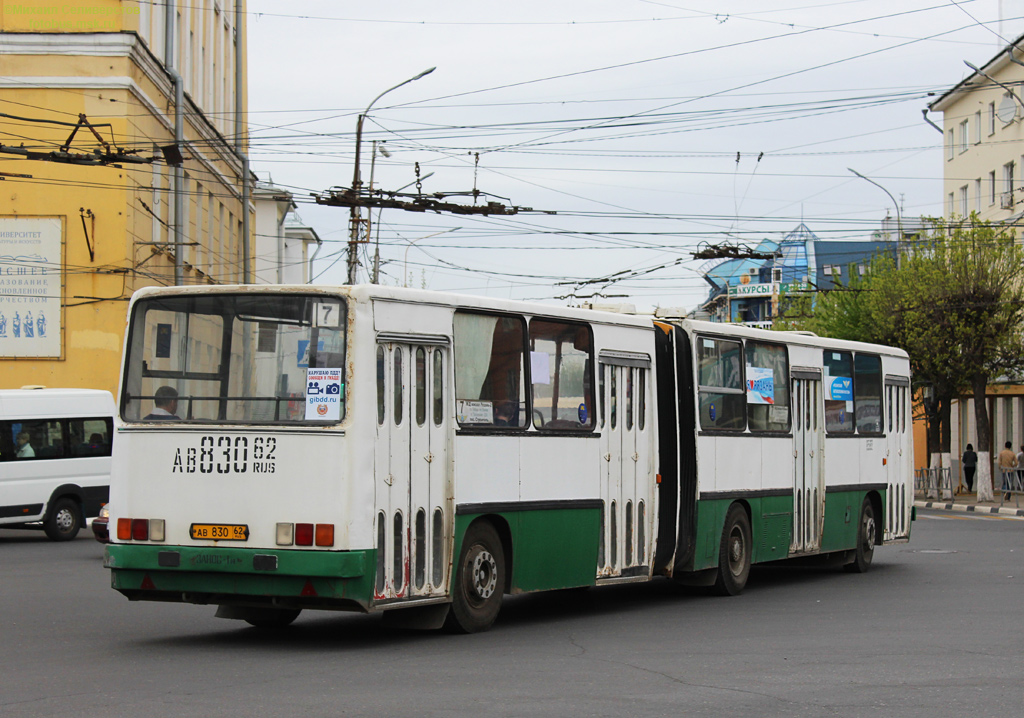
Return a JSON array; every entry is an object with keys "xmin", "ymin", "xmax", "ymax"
[{"xmin": 122, "ymin": 293, "xmax": 346, "ymax": 425}]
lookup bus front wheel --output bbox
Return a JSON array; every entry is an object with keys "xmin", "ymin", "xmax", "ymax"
[
  {"xmin": 445, "ymin": 522, "xmax": 505, "ymax": 633},
  {"xmin": 44, "ymin": 497, "xmax": 82, "ymax": 541},
  {"xmin": 713, "ymin": 504, "xmax": 751, "ymax": 596},
  {"xmin": 844, "ymin": 498, "xmax": 876, "ymax": 574}
]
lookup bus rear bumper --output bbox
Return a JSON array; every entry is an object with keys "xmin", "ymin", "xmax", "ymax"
[{"xmin": 105, "ymin": 543, "xmax": 376, "ymax": 612}]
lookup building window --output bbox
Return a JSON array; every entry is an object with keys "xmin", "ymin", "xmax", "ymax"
[
  {"xmin": 959, "ymin": 185, "xmax": 969, "ymax": 217},
  {"xmin": 959, "ymin": 119, "xmax": 969, "ymax": 153},
  {"xmin": 989, "ymin": 101, "xmax": 996, "ymax": 135},
  {"xmin": 989, "ymin": 170, "xmax": 997, "ymax": 205},
  {"xmin": 975, "ymin": 111, "xmax": 982, "ymax": 144},
  {"xmin": 975, "ymin": 178, "xmax": 982, "ymax": 213},
  {"xmin": 947, "ymin": 129, "xmax": 954, "ymax": 160}
]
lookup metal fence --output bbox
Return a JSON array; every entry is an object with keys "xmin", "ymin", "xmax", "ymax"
[
  {"xmin": 997, "ymin": 469, "xmax": 1023, "ymax": 507},
  {"xmin": 914, "ymin": 467, "xmax": 953, "ymax": 500}
]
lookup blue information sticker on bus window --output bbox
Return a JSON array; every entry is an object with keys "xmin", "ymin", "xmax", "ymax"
[
  {"xmin": 709, "ymin": 403, "xmax": 716, "ymax": 421},
  {"xmin": 578, "ymin": 403, "xmax": 588, "ymax": 424},
  {"xmin": 829, "ymin": 376, "xmax": 853, "ymax": 401}
]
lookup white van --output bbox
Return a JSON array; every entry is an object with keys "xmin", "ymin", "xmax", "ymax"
[{"xmin": 0, "ymin": 388, "xmax": 114, "ymax": 541}]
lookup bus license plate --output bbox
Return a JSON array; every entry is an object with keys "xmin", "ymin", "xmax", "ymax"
[{"xmin": 190, "ymin": 523, "xmax": 249, "ymax": 541}]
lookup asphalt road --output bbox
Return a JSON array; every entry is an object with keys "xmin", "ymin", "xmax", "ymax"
[{"xmin": 1, "ymin": 510, "xmax": 1020, "ymax": 718}]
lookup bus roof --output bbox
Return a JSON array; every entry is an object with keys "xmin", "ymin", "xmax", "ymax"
[
  {"xmin": 126, "ymin": 284, "xmax": 910, "ymax": 359},
  {"xmin": 129, "ymin": 283, "xmax": 659, "ymax": 330}
]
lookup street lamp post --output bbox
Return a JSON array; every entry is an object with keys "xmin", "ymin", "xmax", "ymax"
[
  {"xmin": 848, "ymin": 167, "xmax": 903, "ymax": 268},
  {"xmin": 403, "ymin": 228, "xmax": 461, "ymax": 288},
  {"xmin": 347, "ymin": 67, "xmax": 436, "ymax": 285}
]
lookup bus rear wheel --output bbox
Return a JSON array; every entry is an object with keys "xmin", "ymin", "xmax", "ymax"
[
  {"xmin": 445, "ymin": 522, "xmax": 505, "ymax": 633},
  {"xmin": 713, "ymin": 504, "xmax": 751, "ymax": 596},
  {"xmin": 44, "ymin": 497, "xmax": 82, "ymax": 541},
  {"xmin": 844, "ymin": 498, "xmax": 876, "ymax": 574}
]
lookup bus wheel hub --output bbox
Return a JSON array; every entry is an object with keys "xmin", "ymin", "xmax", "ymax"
[{"xmin": 472, "ymin": 550, "xmax": 497, "ymax": 600}]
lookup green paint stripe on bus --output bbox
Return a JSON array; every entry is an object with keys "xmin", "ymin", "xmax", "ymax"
[
  {"xmin": 454, "ymin": 507, "xmax": 601, "ymax": 594},
  {"xmin": 105, "ymin": 543, "xmax": 371, "ymax": 578},
  {"xmin": 691, "ymin": 488, "xmax": 889, "ymax": 568}
]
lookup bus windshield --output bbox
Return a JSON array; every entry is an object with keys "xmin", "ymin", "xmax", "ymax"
[{"xmin": 121, "ymin": 293, "xmax": 346, "ymax": 425}]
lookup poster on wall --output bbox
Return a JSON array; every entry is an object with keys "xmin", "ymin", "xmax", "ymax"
[{"xmin": 0, "ymin": 217, "xmax": 63, "ymax": 358}]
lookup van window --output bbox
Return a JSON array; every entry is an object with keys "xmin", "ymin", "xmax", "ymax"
[{"xmin": 1, "ymin": 419, "xmax": 63, "ymax": 461}]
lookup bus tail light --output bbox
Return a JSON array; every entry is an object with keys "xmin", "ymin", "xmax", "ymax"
[
  {"xmin": 315, "ymin": 524, "xmax": 334, "ymax": 547},
  {"xmin": 131, "ymin": 519, "xmax": 149, "ymax": 541},
  {"xmin": 276, "ymin": 522, "xmax": 333, "ymax": 547},
  {"xmin": 276, "ymin": 523, "xmax": 294, "ymax": 546},
  {"xmin": 116, "ymin": 517, "xmax": 166, "ymax": 542},
  {"xmin": 295, "ymin": 523, "xmax": 314, "ymax": 546}
]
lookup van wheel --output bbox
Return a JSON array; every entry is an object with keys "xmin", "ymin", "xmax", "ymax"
[
  {"xmin": 713, "ymin": 504, "xmax": 751, "ymax": 596},
  {"xmin": 44, "ymin": 497, "xmax": 82, "ymax": 541},
  {"xmin": 445, "ymin": 522, "xmax": 505, "ymax": 633}
]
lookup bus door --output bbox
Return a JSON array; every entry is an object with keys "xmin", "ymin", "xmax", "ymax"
[
  {"xmin": 884, "ymin": 377, "xmax": 911, "ymax": 539},
  {"xmin": 597, "ymin": 356, "xmax": 648, "ymax": 578},
  {"xmin": 374, "ymin": 340, "xmax": 450, "ymax": 601},
  {"xmin": 791, "ymin": 371, "xmax": 824, "ymax": 554}
]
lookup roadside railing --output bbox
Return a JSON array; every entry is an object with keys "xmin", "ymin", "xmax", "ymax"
[
  {"xmin": 997, "ymin": 469, "xmax": 1023, "ymax": 507},
  {"xmin": 915, "ymin": 467, "xmax": 953, "ymax": 500}
]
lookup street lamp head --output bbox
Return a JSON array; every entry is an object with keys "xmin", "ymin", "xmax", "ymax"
[{"xmin": 413, "ymin": 67, "xmax": 437, "ymax": 81}]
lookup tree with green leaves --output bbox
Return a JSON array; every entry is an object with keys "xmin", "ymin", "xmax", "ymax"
[{"xmin": 776, "ymin": 216, "xmax": 1024, "ymax": 500}]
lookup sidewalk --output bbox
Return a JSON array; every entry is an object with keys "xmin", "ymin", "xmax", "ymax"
[{"xmin": 914, "ymin": 490, "xmax": 1024, "ymax": 517}]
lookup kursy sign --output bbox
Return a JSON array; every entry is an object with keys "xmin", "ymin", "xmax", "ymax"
[{"xmin": 0, "ymin": 217, "xmax": 63, "ymax": 358}]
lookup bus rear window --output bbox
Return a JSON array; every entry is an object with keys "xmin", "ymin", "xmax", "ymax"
[{"xmin": 122, "ymin": 294, "xmax": 346, "ymax": 424}]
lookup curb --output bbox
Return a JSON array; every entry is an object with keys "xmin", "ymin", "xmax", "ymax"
[{"xmin": 914, "ymin": 500, "xmax": 1024, "ymax": 517}]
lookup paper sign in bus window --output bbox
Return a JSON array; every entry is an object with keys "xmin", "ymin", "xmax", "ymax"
[
  {"xmin": 530, "ymin": 351, "xmax": 550, "ymax": 384},
  {"xmin": 305, "ymin": 368, "xmax": 342, "ymax": 421},
  {"xmin": 746, "ymin": 365, "xmax": 774, "ymax": 404}
]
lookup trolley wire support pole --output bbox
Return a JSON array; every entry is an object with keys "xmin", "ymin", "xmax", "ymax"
[{"xmin": 347, "ymin": 68, "xmax": 436, "ymax": 285}]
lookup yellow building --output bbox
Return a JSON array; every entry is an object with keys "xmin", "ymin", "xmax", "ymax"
[
  {"xmin": 0, "ymin": 0, "xmax": 251, "ymax": 397},
  {"xmin": 924, "ymin": 35, "xmax": 1024, "ymax": 483}
]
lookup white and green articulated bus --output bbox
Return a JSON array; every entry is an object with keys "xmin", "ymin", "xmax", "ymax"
[{"xmin": 104, "ymin": 284, "xmax": 913, "ymax": 632}]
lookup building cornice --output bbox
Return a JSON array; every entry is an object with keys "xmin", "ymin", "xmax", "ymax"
[{"xmin": 930, "ymin": 32, "xmax": 1024, "ymax": 113}]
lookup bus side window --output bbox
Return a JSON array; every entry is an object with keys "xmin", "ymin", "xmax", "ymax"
[
  {"xmin": 433, "ymin": 349, "xmax": 443, "ymax": 427},
  {"xmin": 376, "ymin": 345, "xmax": 386, "ymax": 426},
  {"xmin": 528, "ymin": 319, "xmax": 594, "ymax": 431},
  {"xmin": 854, "ymin": 354, "xmax": 882, "ymax": 434},
  {"xmin": 746, "ymin": 342, "xmax": 790, "ymax": 432},
  {"xmin": 823, "ymin": 351, "xmax": 854, "ymax": 434},
  {"xmin": 638, "ymin": 369, "xmax": 646, "ymax": 431},
  {"xmin": 598, "ymin": 364, "xmax": 605, "ymax": 428},
  {"xmin": 394, "ymin": 347, "xmax": 404, "ymax": 426},
  {"xmin": 453, "ymin": 312, "xmax": 527, "ymax": 428},
  {"xmin": 697, "ymin": 337, "xmax": 745, "ymax": 431}
]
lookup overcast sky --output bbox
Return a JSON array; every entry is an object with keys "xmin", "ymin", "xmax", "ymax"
[{"xmin": 245, "ymin": 0, "xmax": 1023, "ymax": 311}]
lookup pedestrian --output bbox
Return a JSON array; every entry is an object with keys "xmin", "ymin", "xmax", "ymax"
[
  {"xmin": 997, "ymin": 441, "xmax": 1017, "ymax": 501},
  {"xmin": 961, "ymin": 443, "xmax": 977, "ymax": 493}
]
